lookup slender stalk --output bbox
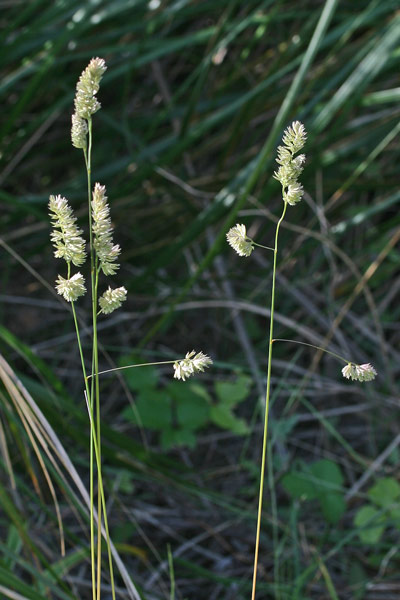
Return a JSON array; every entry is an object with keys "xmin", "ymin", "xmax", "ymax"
[
  {"xmin": 271, "ymin": 338, "xmax": 349, "ymax": 364},
  {"xmin": 84, "ymin": 118, "xmax": 98, "ymax": 600},
  {"xmin": 83, "ymin": 384, "xmax": 116, "ymax": 600},
  {"xmin": 71, "ymin": 300, "xmax": 96, "ymax": 600},
  {"xmin": 251, "ymin": 200, "xmax": 287, "ymax": 600},
  {"xmin": 85, "ymin": 116, "xmax": 117, "ymax": 600},
  {"xmin": 94, "ymin": 271, "xmax": 102, "ymax": 600},
  {"xmin": 87, "ymin": 359, "xmax": 180, "ymax": 380},
  {"xmin": 252, "ymin": 241, "xmax": 275, "ymax": 252}
]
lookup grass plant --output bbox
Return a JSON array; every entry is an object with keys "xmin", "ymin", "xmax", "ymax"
[{"xmin": 226, "ymin": 121, "xmax": 376, "ymax": 598}]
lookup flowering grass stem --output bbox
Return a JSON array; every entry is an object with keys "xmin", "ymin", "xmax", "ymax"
[
  {"xmin": 85, "ymin": 116, "xmax": 116, "ymax": 600},
  {"xmin": 83, "ymin": 118, "xmax": 97, "ymax": 600},
  {"xmin": 70, "ymin": 300, "xmax": 96, "ymax": 600},
  {"xmin": 251, "ymin": 200, "xmax": 287, "ymax": 600}
]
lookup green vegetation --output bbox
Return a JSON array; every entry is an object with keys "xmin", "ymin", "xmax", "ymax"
[{"xmin": 1, "ymin": 1, "xmax": 400, "ymax": 598}]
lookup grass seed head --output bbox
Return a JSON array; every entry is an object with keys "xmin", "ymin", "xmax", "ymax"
[
  {"xmin": 173, "ymin": 351, "xmax": 213, "ymax": 381},
  {"xmin": 226, "ymin": 223, "xmax": 254, "ymax": 257},
  {"xmin": 74, "ymin": 57, "xmax": 107, "ymax": 120},
  {"xmin": 56, "ymin": 272, "xmax": 86, "ymax": 302},
  {"xmin": 99, "ymin": 286, "xmax": 127, "ymax": 314},
  {"xmin": 49, "ymin": 194, "xmax": 86, "ymax": 267}
]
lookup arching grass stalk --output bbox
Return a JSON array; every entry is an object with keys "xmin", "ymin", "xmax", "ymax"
[
  {"xmin": 227, "ymin": 122, "xmax": 377, "ymax": 599},
  {"xmin": 272, "ymin": 339, "xmax": 377, "ymax": 382}
]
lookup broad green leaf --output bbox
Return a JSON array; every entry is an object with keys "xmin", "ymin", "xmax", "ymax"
[
  {"xmin": 310, "ymin": 459, "xmax": 344, "ymax": 489},
  {"xmin": 189, "ymin": 382, "xmax": 213, "ymax": 404},
  {"xmin": 210, "ymin": 404, "xmax": 248, "ymax": 435},
  {"xmin": 122, "ymin": 390, "xmax": 171, "ymax": 430},
  {"xmin": 161, "ymin": 428, "xmax": 196, "ymax": 450},
  {"xmin": 175, "ymin": 392, "xmax": 209, "ymax": 431},
  {"xmin": 309, "ymin": 459, "xmax": 346, "ymax": 523},
  {"xmin": 354, "ymin": 506, "xmax": 385, "ymax": 545},
  {"xmin": 214, "ymin": 375, "xmax": 251, "ymax": 406},
  {"xmin": 281, "ymin": 470, "xmax": 317, "ymax": 500},
  {"xmin": 318, "ymin": 491, "xmax": 346, "ymax": 524},
  {"xmin": 167, "ymin": 381, "xmax": 210, "ymax": 430},
  {"xmin": 368, "ymin": 477, "xmax": 400, "ymax": 508},
  {"xmin": 282, "ymin": 460, "xmax": 346, "ymax": 523}
]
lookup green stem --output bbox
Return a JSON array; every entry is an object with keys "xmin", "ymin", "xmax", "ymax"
[
  {"xmin": 82, "ymin": 387, "xmax": 117, "ymax": 600},
  {"xmin": 252, "ymin": 241, "xmax": 275, "ymax": 252},
  {"xmin": 83, "ymin": 117, "xmax": 97, "ymax": 600},
  {"xmin": 271, "ymin": 338, "xmax": 350, "ymax": 364},
  {"xmin": 94, "ymin": 274, "xmax": 102, "ymax": 600},
  {"xmin": 86, "ymin": 359, "xmax": 180, "ymax": 380},
  {"xmin": 71, "ymin": 301, "xmax": 96, "ymax": 600},
  {"xmin": 86, "ymin": 117, "xmax": 116, "ymax": 600},
  {"xmin": 84, "ymin": 120, "xmax": 97, "ymax": 600},
  {"xmin": 251, "ymin": 200, "xmax": 287, "ymax": 600}
]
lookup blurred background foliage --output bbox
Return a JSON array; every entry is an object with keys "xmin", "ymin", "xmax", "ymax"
[{"xmin": 1, "ymin": 0, "xmax": 400, "ymax": 598}]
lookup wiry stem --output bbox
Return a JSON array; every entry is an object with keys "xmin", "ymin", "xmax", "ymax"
[
  {"xmin": 251, "ymin": 200, "xmax": 287, "ymax": 600},
  {"xmin": 87, "ymin": 359, "xmax": 180, "ymax": 380},
  {"xmin": 85, "ymin": 116, "xmax": 117, "ymax": 600},
  {"xmin": 70, "ymin": 300, "xmax": 96, "ymax": 600},
  {"xmin": 271, "ymin": 338, "xmax": 349, "ymax": 364},
  {"xmin": 84, "ymin": 118, "xmax": 97, "ymax": 600}
]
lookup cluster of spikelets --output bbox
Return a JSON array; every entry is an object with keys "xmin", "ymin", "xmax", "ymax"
[
  {"xmin": 226, "ymin": 121, "xmax": 307, "ymax": 259},
  {"xmin": 50, "ymin": 58, "xmax": 212, "ymax": 382},
  {"xmin": 92, "ymin": 183, "xmax": 121, "ymax": 276},
  {"xmin": 71, "ymin": 57, "xmax": 106, "ymax": 149},
  {"xmin": 173, "ymin": 351, "xmax": 213, "ymax": 381},
  {"xmin": 274, "ymin": 120, "xmax": 306, "ymax": 206},
  {"xmin": 342, "ymin": 363, "xmax": 377, "ymax": 382},
  {"xmin": 226, "ymin": 223, "xmax": 254, "ymax": 257},
  {"xmin": 225, "ymin": 121, "xmax": 376, "ymax": 384},
  {"xmin": 49, "ymin": 58, "xmax": 126, "ymax": 316}
]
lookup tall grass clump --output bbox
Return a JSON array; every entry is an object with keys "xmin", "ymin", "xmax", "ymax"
[
  {"xmin": 227, "ymin": 121, "xmax": 377, "ymax": 599},
  {"xmin": 49, "ymin": 58, "xmax": 212, "ymax": 600}
]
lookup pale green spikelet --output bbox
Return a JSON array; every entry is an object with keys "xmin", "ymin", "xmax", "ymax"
[
  {"xmin": 99, "ymin": 286, "xmax": 127, "ymax": 314},
  {"xmin": 49, "ymin": 194, "xmax": 86, "ymax": 266},
  {"xmin": 71, "ymin": 113, "xmax": 88, "ymax": 149},
  {"xmin": 173, "ymin": 351, "xmax": 213, "ymax": 381},
  {"xmin": 282, "ymin": 121, "xmax": 307, "ymax": 154},
  {"xmin": 56, "ymin": 272, "xmax": 86, "ymax": 302},
  {"xmin": 226, "ymin": 223, "xmax": 254, "ymax": 257},
  {"xmin": 92, "ymin": 183, "xmax": 121, "ymax": 276},
  {"xmin": 342, "ymin": 362, "xmax": 377, "ymax": 382},
  {"xmin": 274, "ymin": 121, "xmax": 307, "ymax": 206},
  {"xmin": 74, "ymin": 57, "xmax": 107, "ymax": 120},
  {"xmin": 284, "ymin": 183, "xmax": 304, "ymax": 206}
]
